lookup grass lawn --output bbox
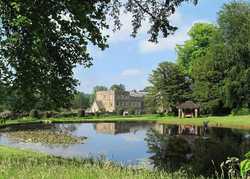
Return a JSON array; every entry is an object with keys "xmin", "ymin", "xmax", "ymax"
[
  {"xmin": 1, "ymin": 114, "xmax": 250, "ymax": 129},
  {"xmin": 0, "ymin": 145, "xmax": 205, "ymax": 179}
]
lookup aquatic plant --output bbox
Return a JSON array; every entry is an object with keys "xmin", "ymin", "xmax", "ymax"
[{"xmin": 5, "ymin": 129, "xmax": 87, "ymax": 145}]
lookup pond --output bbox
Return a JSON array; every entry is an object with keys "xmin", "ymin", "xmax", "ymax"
[{"xmin": 0, "ymin": 122, "xmax": 250, "ymax": 176}]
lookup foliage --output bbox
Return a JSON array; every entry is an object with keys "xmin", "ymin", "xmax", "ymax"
[
  {"xmin": 29, "ymin": 109, "xmax": 40, "ymax": 118},
  {"xmin": 128, "ymin": 107, "xmax": 136, "ymax": 115},
  {"xmin": 220, "ymin": 157, "xmax": 240, "ymax": 178},
  {"xmin": 71, "ymin": 92, "xmax": 91, "ymax": 109},
  {"xmin": 177, "ymin": 23, "xmax": 217, "ymax": 75},
  {"xmin": 147, "ymin": 1, "xmax": 250, "ymax": 115},
  {"xmin": 146, "ymin": 129, "xmax": 191, "ymax": 172},
  {"xmin": 110, "ymin": 84, "xmax": 126, "ymax": 92},
  {"xmin": 231, "ymin": 108, "xmax": 250, "ymax": 116},
  {"xmin": 78, "ymin": 109, "xmax": 85, "ymax": 117},
  {"xmin": 0, "ymin": 0, "xmax": 199, "ymax": 112},
  {"xmin": 146, "ymin": 62, "xmax": 191, "ymax": 113},
  {"xmin": 192, "ymin": 2, "xmax": 250, "ymax": 114},
  {"xmin": 240, "ymin": 151, "xmax": 250, "ymax": 177},
  {"xmin": 217, "ymin": 2, "xmax": 250, "ymax": 110},
  {"xmin": 191, "ymin": 51, "xmax": 227, "ymax": 115}
]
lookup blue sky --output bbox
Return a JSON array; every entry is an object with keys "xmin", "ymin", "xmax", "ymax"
[{"xmin": 74, "ymin": 0, "xmax": 232, "ymax": 94}]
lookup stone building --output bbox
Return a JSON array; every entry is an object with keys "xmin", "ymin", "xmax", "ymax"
[{"xmin": 90, "ymin": 90, "xmax": 144, "ymax": 114}]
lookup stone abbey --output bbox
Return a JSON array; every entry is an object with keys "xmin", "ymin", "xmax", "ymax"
[{"xmin": 90, "ymin": 90, "xmax": 145, "ymax": 114}]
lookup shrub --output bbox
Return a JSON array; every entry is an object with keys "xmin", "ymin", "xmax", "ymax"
[
  {"xmin": 59, "ymin": 111, "xmax": 77, "ymax": 118},
  {"xmin": 128, "ymin": 108, "xmax": 135, "ymax": 115},
  {"xmin": 29, "ymin": 109, "xmax": 40, "ymax": 118},
  {"xmin": 231, "ymin": 108, "xmax": 250, "ymax": 116},
  {"xmin": 95, "ymin": 112, "xmax": 100, "ymax": 117},
  {"xmin": 43, "ymin": 111, "xmax": 58, "ymax": 118},
  {"xmin": 156, "ymin": 113, "xmax": 165, "ymax": 117},
  {"xmin": 117, "ymin": 109, "xmax": 124, "ymax": 115},
  {"xmin": 78, "ymin": 109, "xmax": 85, "ymax": 117},
  {"xmin": 0, "ymin": 111, "xmax": 16, "ymax": 120}
]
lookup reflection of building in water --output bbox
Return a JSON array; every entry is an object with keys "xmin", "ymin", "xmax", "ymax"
[
  {"xmin": 94, "ymin": 123, "xmax": 130, "ymax": 135},
  {"xmin": 178, "ymin": 125, "xmax": 204, "ymax": 136},
  {"xmin": 94, "ymin": 123, "xmax": 206, "ymax": 138},
  {"xmin": 94, "ymin": 122, "xmax": 164, "ymax": 135}
]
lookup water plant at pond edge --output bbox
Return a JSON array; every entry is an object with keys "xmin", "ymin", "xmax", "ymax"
[
  {"xmin": 4, "ymin": 129, "xmax": 87, "ymax": 145},
  {"xmin": 240, "ymin": 152, "xmax": 250, "ymax": 177}
]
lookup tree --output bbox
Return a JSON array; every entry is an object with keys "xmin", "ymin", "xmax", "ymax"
[
  {"xmin": 191, "ymin": 50, "xmax": 227, "ymax": 114},
  {"xmin": 217, "ymin": 1, "xmax": 250, "ymax": 110},
  {"xmin": 0, "ymin": 0, "xmax": 198, "ymax": 111},
  {"xmin": 192, "ymin": 1, "xmax": 250, "ymax": 114},
  {"xmin": 146, "ymin": 62, "xmax": 191, "ymax": 113},
  {"xmin": 176, "ymin": 23, "xmax": 217, "ymax": 75},
  {"xmin": 110, "ymin": 84, "xmax": 126, "ymax": 92},
  {"xmin": 71, "ymin": 92, "xmax": 91, "ymax": 109}
]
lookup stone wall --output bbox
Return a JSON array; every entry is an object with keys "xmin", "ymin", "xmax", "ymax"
[{"xmin": 92, "ymin": 90, "xmax": 144, "ymax": 114}]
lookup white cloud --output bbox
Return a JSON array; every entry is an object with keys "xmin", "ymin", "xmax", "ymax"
[
  {"xmin": 138, "ymin": 18, "xmax": 213, "ymax": 54},
  {"xmin": 121, "ymin": 69, "xmax": 143, "ymax": 77},
  {"xmin": 138, "ymin": 26, "xmax": 190, "ymax": 53}
]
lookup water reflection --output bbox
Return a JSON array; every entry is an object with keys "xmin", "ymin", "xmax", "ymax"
[
  {"xmin": 0, "ymin": 122, "xmax": 250, "ymax": 177},
  {"xmin": 145, "ymin": 125, "xmax": 250, "ymax": 177}
]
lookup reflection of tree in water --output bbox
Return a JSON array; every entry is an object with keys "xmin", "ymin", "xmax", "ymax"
[
  {"xmin": 146, "ymin": 129, "xmax": 191, "ymax": 172},
  {"xmin": 145, "ymin": 127, "xmax": 250, "ymax": 177}
]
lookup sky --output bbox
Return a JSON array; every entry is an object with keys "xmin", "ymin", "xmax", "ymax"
[{"xmin": 74, "ymin": 0, "xmax": 232, "ymax": 94}]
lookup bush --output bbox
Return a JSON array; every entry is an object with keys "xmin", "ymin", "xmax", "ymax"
[
  {"xmin": 0, "ymin": 111, "xmax": 15, "ymax": 120},
  {"xmin": 95, "ymin": 112, "xmax": 100, "ymax": 117},
  {"xmin": 59, "ymin": 111, "xmax": 77, "ymax": 118},
  {"xmin": 156, "ymin": 113, "xmax": 165, "ymax": 117},
  {"xmin": 29, "ymin": 109, "xmax": 40, "ymax": 118},
  {"xmin": 231, "ymin": 108, "xmax": 250, "ymax": 116},
  {"xmin": 116, "ymin": 109, "xmax": 124, "ymax": 115},
  {"xmin": 128, "ymin": 108, "xmax": 135, "ymax": 115},
  {"xmin": 78, "ymin": 109, "xmax": 85, "ymax": 117},
  {"xmin": 43, "ymin": 111, "xmax": 58, "ymax": 118}
]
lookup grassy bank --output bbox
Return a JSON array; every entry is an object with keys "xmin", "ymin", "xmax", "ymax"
[
  {"xmin": 0, "ymin": 145, "xmax": 204, "ymax": 179},
  {"xmin": 1, "ymin": 114, "xmax": 250, "ymax": 129}
]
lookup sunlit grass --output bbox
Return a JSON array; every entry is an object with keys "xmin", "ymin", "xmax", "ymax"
[
  {"xmin": 0, "ymin": 145, "xmax": 206, "ymax": 179},
  {"xmin": 1, "ymin": 114, "xmax": 250, "ymax": 129}
]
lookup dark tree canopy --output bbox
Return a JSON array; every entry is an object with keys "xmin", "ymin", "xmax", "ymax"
[
  {"xmin": 0, "ymin": 0, "xmax": 198, "ymax": 111},
  {"xmin": 146, "ymin": 62, "xmax": 191, "ymax": 113},
  {"xmin": 110, "ymin": 84, "xmax": 126, "ymax": 92}
]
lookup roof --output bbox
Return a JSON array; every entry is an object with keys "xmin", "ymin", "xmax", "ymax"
[{"xmin": 177, "ymin": 101, "xmax": 199, "ymax": 109}]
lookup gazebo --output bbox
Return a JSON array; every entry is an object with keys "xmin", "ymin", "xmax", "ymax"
[{"xmin": 177, "ymin": 101, "xmax": 199, "ymax": 118}]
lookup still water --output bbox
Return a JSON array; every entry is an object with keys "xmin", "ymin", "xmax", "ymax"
[{"xmin": 0, "ymin": 122, "xmax": 250, "ymax": 176}]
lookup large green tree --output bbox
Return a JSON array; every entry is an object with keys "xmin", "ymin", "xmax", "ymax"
[
  {"xmin": 217, "ymin": 1, "xmax": 250, "ymax": 110},
  {"xmin": 191, "ymin": 1, "xmax": 250, "ymax": 114},
  {"xmin": 176, "ymin": 23, "xmax": 217, "ymax": 75},
  {"xmin": 146, "ymin": 62, "xmax": 191, "ymax": 113},
  {"xmin": 0, "ymin": 0, "xmax": 198, "ymax": 111}
]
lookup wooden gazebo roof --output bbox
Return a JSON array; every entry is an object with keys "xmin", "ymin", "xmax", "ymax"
[{"xmin": 177, "ymin": 101, "xmax": 199, "ymax": 110}]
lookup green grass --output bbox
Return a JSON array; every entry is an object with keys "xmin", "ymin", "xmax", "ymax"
[
  {"xmin": 1, "ymin": 114, "xmax": 250, "ymax": 129},
  {"xmin": 0, "ymin": 145, "xmax": 205, "ymax": 179}
]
